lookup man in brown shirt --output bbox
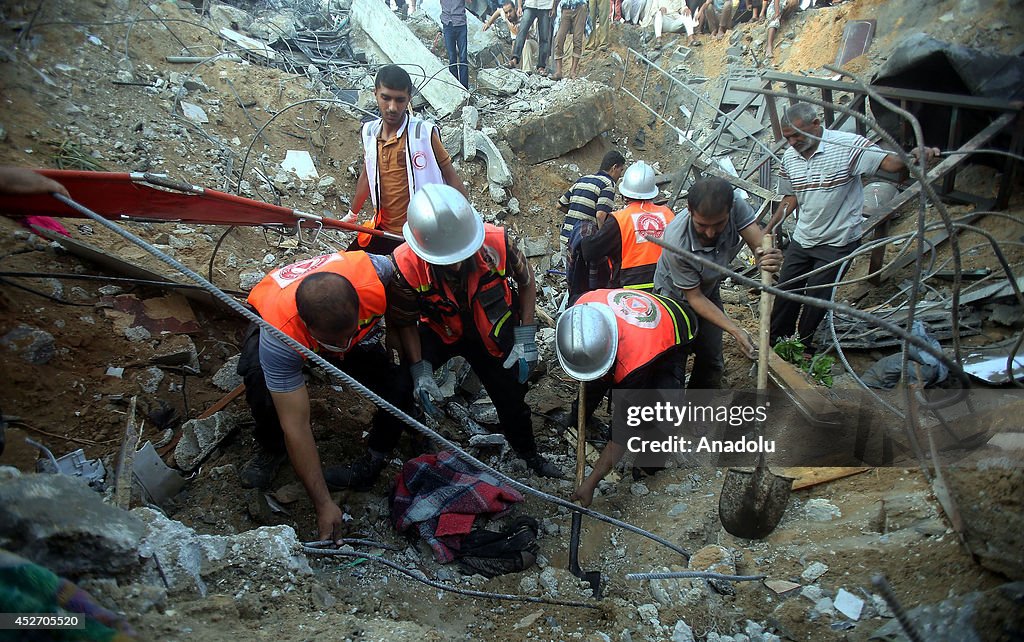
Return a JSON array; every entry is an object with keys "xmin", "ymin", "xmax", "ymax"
[{"xmin": 343, "ymin": 65, "xmax": 467, "ymax": 255}]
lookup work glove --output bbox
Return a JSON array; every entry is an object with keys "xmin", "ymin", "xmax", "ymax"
[
  {"xmin": 341, "ymin": 209, "xmax": 358, "ymax": 223},
  {"xmin": 502, "ymin": 324, "xmax": 538, "ymax": 384},
  {"xmin": 410, "ymin": 360, "xmax": 444, "ymax": 419}
]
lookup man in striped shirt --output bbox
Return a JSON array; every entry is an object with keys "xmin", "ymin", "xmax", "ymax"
[
  {"xmin": 764, "ymin": 103, "xmax": 939, "ymax": 353},
  {"xmin": 558, "ymin": 150, "xmax": 626, "ymax": 304}
]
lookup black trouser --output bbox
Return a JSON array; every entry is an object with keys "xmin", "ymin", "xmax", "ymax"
[
  {"xmin": 770, "ymin": 239, "xmax": 858, "ymax": 350},
  {"xmin": 569, "ymin": 348, "xmax": 685, "ymax": 425},
  {"xmin": 346, "ymin": 232, "xmax": 404, "ymax": 257},
  {"xmin": 418, "ymin": 325, "xmax": 538, "ymax": 458},
  {"xmin": 665, "ymin": 286, "xmax": 725, "ymax": 390},
  {"xmin": 237, "ymin": 324, "xmax": 414, "ymax": 456}
]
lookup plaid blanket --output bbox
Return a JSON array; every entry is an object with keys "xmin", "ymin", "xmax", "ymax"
[{"xmin": 391, "ymin": 451, "xmax": 524, "ymax": 563}]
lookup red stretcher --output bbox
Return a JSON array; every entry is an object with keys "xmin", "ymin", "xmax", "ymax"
[{"xmin": 0, "ymin": 169, "xmax": 401, "ymax": 241}]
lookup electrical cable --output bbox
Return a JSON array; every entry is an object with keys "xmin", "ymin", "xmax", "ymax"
[
  {"xmin": 0, "ymin": 277, "xmax": 93, "ymax": 307},
  {"xmin": 0, "ymin": 271, "xmax": 247, "ymax": 297},
  {"xmin": 301, "ymin": 545, "xmax": 598, "ymax": 608}
]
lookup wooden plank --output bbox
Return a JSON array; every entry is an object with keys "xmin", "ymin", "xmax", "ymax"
[
  {"xmin": 767, "ymin": 352, "xmax": 841, "ymax": 420},
  {"xmin": 114, "ymin": 396, "xmax": 139, "ymax": 509},
  {"xmin": 861, "ymin": 112, "xmax": 1017, "ymax": 235},
  {"xmin": 780, "ymin": 466, "xmax": 871, "ymax": 491}
]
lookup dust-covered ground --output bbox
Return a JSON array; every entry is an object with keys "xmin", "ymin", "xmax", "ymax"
[{"xmin": 0, "ymin": 0, "xmax": 1023, "ymax": 640}]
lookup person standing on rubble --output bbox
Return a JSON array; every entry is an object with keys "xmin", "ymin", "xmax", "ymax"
[
  {"xmin": 554, "ymin": 290, "xmax": 697, "ymax": 506},
  {"xmin": 763, "ymin": 103, "xmax": 940, "ymax": 357},
  {"xmin": 387, "ymin": 184, "xmax": 565, "ymax": 478},
  {"xmin": 343, "ymin": 65, "xmax": 467, "ymax": 255},
  {"xmin": 510, "ymin": 0, "xmax": 555, "ymax": 75},
  {"xmin": 441, "ymin": 0, "xmax": 471, "ymax": 89},
  {"xmin": 237, "ymin": 250, "xmax": 415, "ymax": 541},
  {"xmin": 654, "ymin": 177, "xmax": 782, "ymax": 388},
  {"xmin": 558, "ymin": 150, "xmax": 626, "ymax": 305},
  {"xmin": 580, "ymin": 160, "xmax": 675, "ymax": 292}
]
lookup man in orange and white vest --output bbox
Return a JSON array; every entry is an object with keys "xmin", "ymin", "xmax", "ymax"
[
  {"xmin": 580, "ymin": 160, "xmax": 674, "ymax": 292},
  {"xmin": 342, "ymin": 65, "xmax": 467, "ymax": 255},
  {"xmin": 237, "ymin": 250, "xmax": 413, "ymax": 541},
  {"xmin": 555, "ymin": 288, "xmax": 697, "ymax": 506},
  {"xmin": 388, "ymin": 184, "xmax": 564, "ymax": 478}
]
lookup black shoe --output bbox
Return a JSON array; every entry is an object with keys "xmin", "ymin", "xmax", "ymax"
[
  {"xmin": 324, "ymin": 452, "xmax": 387, "ymax": 491},
  {"xmin": 524, "ymin": 453, "xmax": 565, "ymax": 479},
  {"xmin": 239, "ymin": 447, "xmax": 287, "ymax": 489}
]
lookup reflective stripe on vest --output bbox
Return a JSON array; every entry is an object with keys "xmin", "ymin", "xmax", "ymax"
[
  {"xmin": 247, "ymin": 251, "xmax": 387, "ymax": 357},
  {"xmin": 612, "ymin": 202, "xmax": 675, "ymax": 291},
  {"xmin": 393, "ymin": 224, "xmax": 514, "ymax": 358},
  {"xmin": 576, "ymin": 288, "xmax": 696, "ymax": 383}
]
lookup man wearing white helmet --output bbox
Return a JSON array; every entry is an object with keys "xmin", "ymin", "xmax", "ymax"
[
  {"xmin": 555, "ymin": 289, "xmax": 697, "ymax": 506},
  {"xmin": 388, "ymin": 184, "xmax": 564, "ymax": 478},
  {"xmin": 654, "ymin": 177, "xmax": 782, "ymax": 389},
  {"xmin": 581, "ymin": 160, "xmax": 675, "ymax": 292}
]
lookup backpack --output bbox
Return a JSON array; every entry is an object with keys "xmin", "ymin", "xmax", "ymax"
[{"xmin": 456, "ymin": 516, "xmax": 540, "ymax": 578}]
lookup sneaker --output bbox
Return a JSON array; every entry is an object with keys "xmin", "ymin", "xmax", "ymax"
[
  {"xmin": 524, "ymin": 453, "xmax": 565, "ymax": 479},
  {"xmin": 239, "ymin": 447, "xmax": 287, "ymax": 489},
  {"xmin": 324, "ymin": 451, "xmax": 387, "ymax": 491}
]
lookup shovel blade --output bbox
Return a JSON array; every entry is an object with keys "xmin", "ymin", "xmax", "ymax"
[
  {"xmin": 568, "ymin": 513, "xmax": 602, "ymax": 598},
  {"xmin": 718, "ymin": 466, "xmax": 794, "ymax": 540}
]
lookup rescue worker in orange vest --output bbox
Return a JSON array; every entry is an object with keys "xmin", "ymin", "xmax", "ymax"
[
  {"xmin": 237, "ymin": 251, "xmax": 413, "ymax": 541},
  {"xmin": 387, "ymin": 184, "xmax": 564, "ymax": 478},
  {"xmin": 580, "ymin": 161, "xmax": 674, "ymax": 292},
  {"xmin": 554, "ymin": 289, "xmax": 697, "ymax": 506}
]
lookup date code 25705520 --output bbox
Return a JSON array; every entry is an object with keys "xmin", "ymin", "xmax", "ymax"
[{"xmin": 0, "ymin": 613, "xmax": 85, "ymax": 630}]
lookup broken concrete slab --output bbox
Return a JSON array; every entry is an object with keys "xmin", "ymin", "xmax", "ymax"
[
  {"xmin": 133, "ymin": 507, "xmax": 311, "ymax": 596},
  {"xmin": 472, "ymin": 130, "xmax": 513, "ymax": 186},
  {"xmin": 219, "ymin": 27, "xmax": 280, "ymax": 63},
  {"xmin": 1, "ymin": 324, "xmax": 55, "ymax": 365},
  {"xmin": 0, "ymin": 474, "xmax": 145, "ymax": 578},
  {"xmin": 419, "ymin": 0, "xmax": 502, "ymax": 65},
  {"xmin": 352, "ymin": 0, "xmax": 469, "ymax": 117},
  {"xmin": 476, "ymin": 67, "xmax": 524, "ymax": 97},
  {"xmin": 180, "ymin": 101, "xmax": 209, "ymax": 124},
  {"xmin": 152, "ymin": 335, "xmax": 200, "ymax": 371},
  {"xmin": 208, "ymin": 2, "xmax": 253, "ymax": 32},
  {"xmin": 506, "ymin": 88, "xmax": 616, "ymax": 164},
  {"xmin": 174, "ymin": 410, "xmax": 240, "ymax": 472},
  {"xmin": 463, "ymin": 105, "xmax": 480, "ymax": 161},
  {"xmin": 212, "ymin": 355, "xmax": 243, "ymax": 391}
]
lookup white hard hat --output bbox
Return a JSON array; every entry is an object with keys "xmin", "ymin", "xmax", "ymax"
[
  {"xmin": 619, "ymin": 161, "xmax": 659, "ymax": 200},
  {"xmin": 556, "ymin": 303, "xmax": 619, "ymax": 381},
  {"xmin": 403, "ymin": 184, "xmax": 485, "ymax": 265}
]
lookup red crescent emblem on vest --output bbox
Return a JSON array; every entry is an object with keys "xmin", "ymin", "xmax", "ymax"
[
  {"xmin": 608, "ymin": 290, "xmax": 661, "ymax": 329},
  {"xmin": 277, "ymin": 254, "xmax": 334, "ymax": 282},
  {"xmin": 636, "ymin": 212, "xmax": 666, "ymax": 239},
  {"xmin": 411, "ymin": 151, "xmax": 427, "ymax": 170}
]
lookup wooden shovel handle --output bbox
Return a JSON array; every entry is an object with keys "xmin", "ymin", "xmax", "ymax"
[
  {"xmin": 575, "ymin": 382, "xmax": 587, "ymax": 487},
  {"xmin": 757, "ymin": 234, "xmax": 774, "ymax": 393}
]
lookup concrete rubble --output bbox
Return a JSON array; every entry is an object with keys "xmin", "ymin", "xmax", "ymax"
[
  {"xmin": 134, "ymin": 507, "xmax": 312, "ymax": 597},
  {"xmin": 174, "ymin": 410, "xmax": 241, "ymax": 472},
  {"xmin": 0, "ymin": 474, "xmax": 146, "ymax": 578}
]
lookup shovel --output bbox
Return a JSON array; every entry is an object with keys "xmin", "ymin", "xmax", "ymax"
[
  {"xmin": 719, "ymin": 235, "xmax": 794, "ymax": 539},
  {"xmin": 568, "ymin": 382, "xmax": 602, "ymax": 597}
]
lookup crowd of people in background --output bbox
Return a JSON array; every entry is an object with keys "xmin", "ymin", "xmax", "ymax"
[{"xmin": 411, "ymin": 0, "xmax": 839, "ymax": 88}]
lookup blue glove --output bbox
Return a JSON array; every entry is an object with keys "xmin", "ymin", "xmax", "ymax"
[
  {"xmin": 502, "ymin": 324, "xmax": 539, "ymax": 384},
  {"xmin": 410, "ymin": 360, "xmax": 444, "ymax": 418}
]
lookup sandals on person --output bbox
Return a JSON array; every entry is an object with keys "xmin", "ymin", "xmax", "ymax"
[
  {"xmin": 507, "ymin": 56, "xmax": 519, "ymax": 68},
  {"xmin": 536, "ymin": 67, "xmax": 548, "ymax": 77}
]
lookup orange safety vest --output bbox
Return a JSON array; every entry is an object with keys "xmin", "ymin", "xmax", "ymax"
[
  {"xmin": 393, "ymin": 224, "xmax": 515, "ymax": 358},
  {"xmin": 610, "ymin": 201, "xmax": 675, "ymax": 291},
  {"xmin": 247, "ymin": 251, "xmax": 387, "ymax": 358},
  {"xmin": 576, "ymin": 288, "xmax": 696, "ymax": 384}
]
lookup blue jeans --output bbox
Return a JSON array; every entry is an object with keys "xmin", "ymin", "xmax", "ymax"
[
  {"xmin": 512, "ymin": 7, "xmax": 551, "ymax": 70},
  {"xmin": 443, "ymin": 23, "xmax": 469, "ymax": 89}
]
